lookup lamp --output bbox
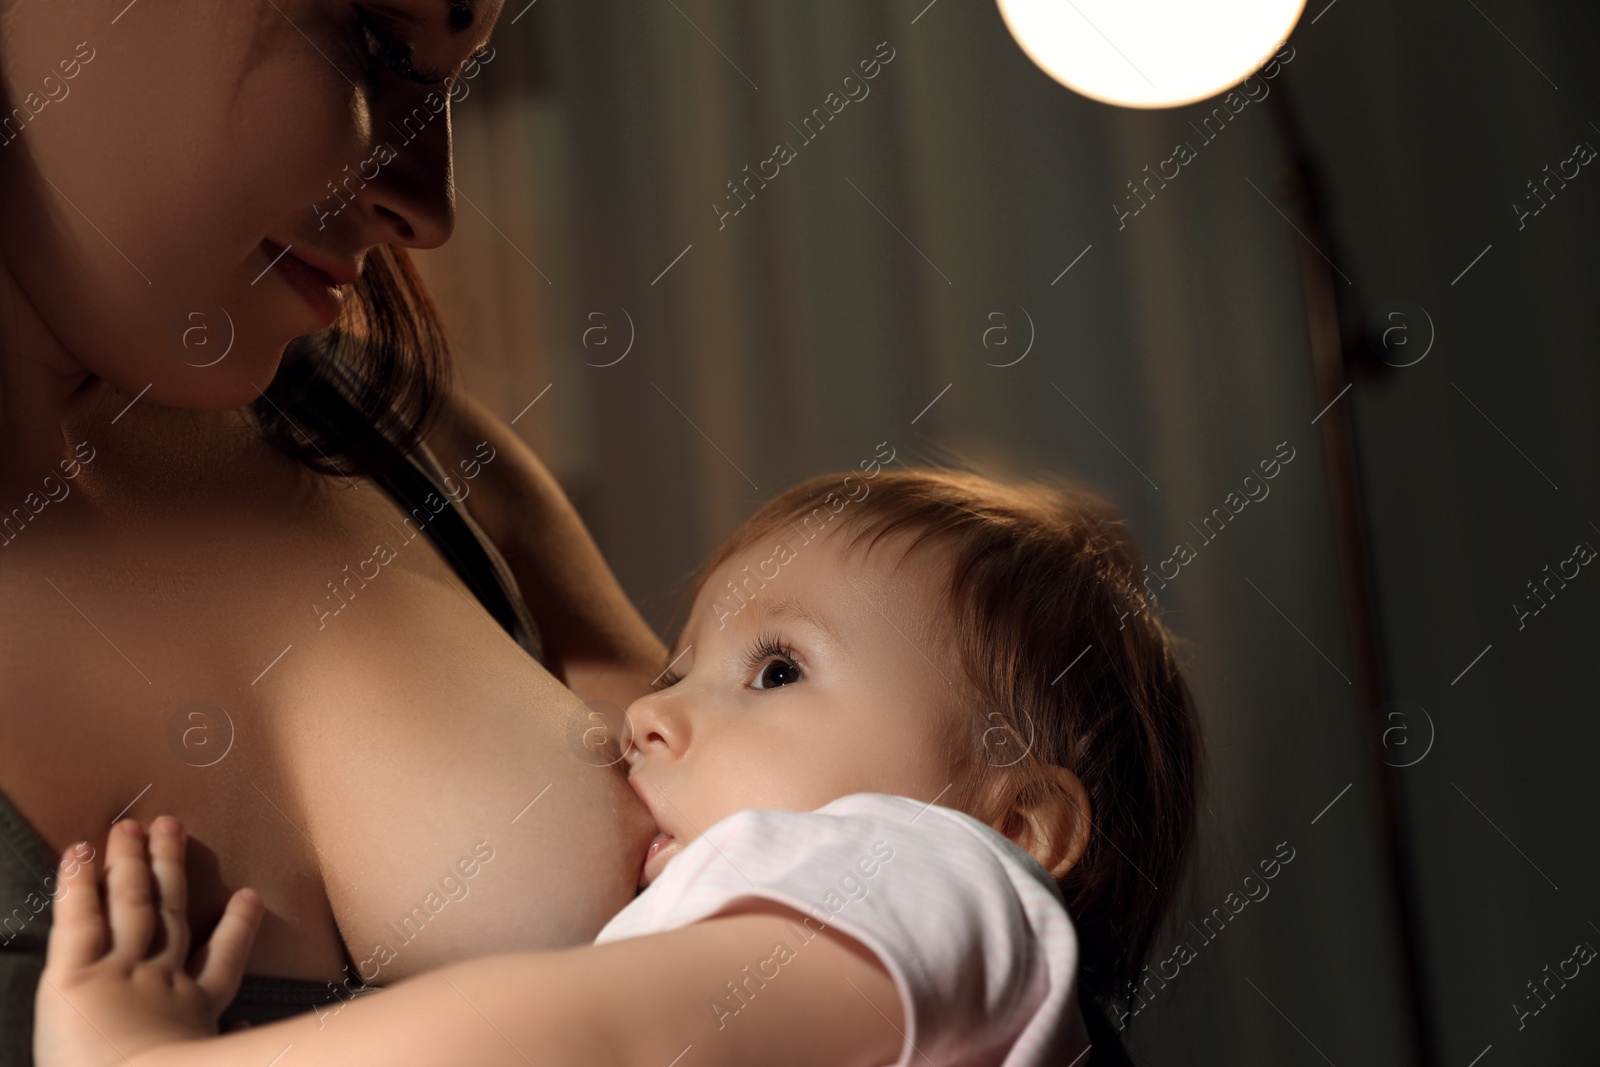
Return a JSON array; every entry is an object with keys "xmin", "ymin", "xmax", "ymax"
[{"xmin": 994, "ymin": 0, "xmax": 1306, "ymax": 108}]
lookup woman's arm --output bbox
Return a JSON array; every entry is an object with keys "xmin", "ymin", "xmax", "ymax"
[
  {"xmin": 38, "ymin": 821, "xmax": 904, "ymax": 1067},
  {"xmin": 424, "ymin": 386, "xmax": 669, "ymax": 708}
]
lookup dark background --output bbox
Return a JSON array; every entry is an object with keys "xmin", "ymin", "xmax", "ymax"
[{"xmin": 413, "ymin": 2, "xmax": 1600, "ymax": 1062}]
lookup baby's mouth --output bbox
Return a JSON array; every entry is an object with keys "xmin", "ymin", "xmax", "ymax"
[
  {"xmin": 646, "ymin": 831, "xmax": 676, "ymax": 862},
  {"xmin": 640, "ymin": 831, "xmax": 681, "ymax": 889}
]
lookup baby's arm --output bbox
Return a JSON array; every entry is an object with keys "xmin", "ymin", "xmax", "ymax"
[{"xmin": 39, "ymin": 818, "xmax": 904, "ymax": 1067}]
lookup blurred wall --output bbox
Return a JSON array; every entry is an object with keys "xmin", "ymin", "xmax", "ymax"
[
  {"xmin": 413, "ymin": 1, "xmax": 1600, "ymax": 1063},
  {"xmin": 1285, "ymin": 1, "xmax": 1600, "ymax": 1065}
]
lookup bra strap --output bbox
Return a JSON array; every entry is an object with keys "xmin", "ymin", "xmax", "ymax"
[{"xmin": 369, "ymin": 445, "xmax": 547, "ymax": 667}]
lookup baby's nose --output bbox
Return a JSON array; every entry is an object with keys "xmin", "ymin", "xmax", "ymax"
[{"xmin": 626, "ymin": 691, "xmax": 690, "ymax": 756}]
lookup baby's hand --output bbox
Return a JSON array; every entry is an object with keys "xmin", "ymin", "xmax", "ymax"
[{"xmin": 34, "ymin": 817, "xmax": 265, "ymax": 1067}]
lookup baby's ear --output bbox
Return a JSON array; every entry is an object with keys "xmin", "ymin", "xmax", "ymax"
[{"xmin": 991, "ymin": 765, "xmax": 1092, "ymax": 881}]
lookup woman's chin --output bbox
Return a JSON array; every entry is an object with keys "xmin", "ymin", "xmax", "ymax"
[{"xmin": 129, "ymin": 354, "xmax": 287, "ymax": 412}]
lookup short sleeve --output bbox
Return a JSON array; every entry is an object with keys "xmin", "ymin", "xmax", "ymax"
[{"xmin": 594, "ymin": 793, "xmax": 1090, "ymax": 1066}]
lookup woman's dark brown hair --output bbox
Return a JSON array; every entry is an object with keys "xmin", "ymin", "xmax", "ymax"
[
  {"xmin": 682, "ymin": 466, "xmax": 1203, "ymax": 1064},
  {"xmin": 252, "ymin": 244, "xmax": 452, "ymax": 476}
]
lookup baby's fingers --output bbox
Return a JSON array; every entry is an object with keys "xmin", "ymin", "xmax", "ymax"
[
  {"xmin": 147, "ymin": 816, "xmax": 190, "ymax": 966},
  {"xmin": 43, "ymin": 840, "xmax": 104, "ymax": 970},
  {"xmin": 190, "ymin": 887, "xmax": 264, "ymax": 1010},
  {"xmin": 103, "ymin": 819, "xmax": 157, "ymax": 964}
]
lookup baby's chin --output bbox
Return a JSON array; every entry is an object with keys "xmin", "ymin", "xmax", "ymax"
[{"xmin": 639, "ymin": 830, "xmax": 684, "ymax": 889}]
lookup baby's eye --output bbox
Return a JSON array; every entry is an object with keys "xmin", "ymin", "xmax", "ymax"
[{"xmin": 751, "ymin": 657, "xmax": 802, "ymax": 690}]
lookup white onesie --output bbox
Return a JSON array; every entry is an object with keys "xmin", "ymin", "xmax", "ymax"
[{"xmin": 594, "ymin": 793, "xmax": 1092, "ymax": 1067}]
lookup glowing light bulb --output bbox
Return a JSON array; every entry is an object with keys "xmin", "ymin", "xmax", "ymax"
[{"xmin": 995, "ymin": 0, "xmax": 1306, "ymax": 109}]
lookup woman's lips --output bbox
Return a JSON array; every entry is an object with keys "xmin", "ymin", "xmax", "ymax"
[{"xmin": 262, "ymin": 240, "xmax": 342, "ymax": 327}]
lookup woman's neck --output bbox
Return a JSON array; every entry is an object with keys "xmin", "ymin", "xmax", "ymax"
[
  {"xmin": 0, "ymin": 257, "xmax": 105, "ymax": 496},
  {"xmin": 0, "ymin": 258, "xmax": 263, "ymax": 503}
]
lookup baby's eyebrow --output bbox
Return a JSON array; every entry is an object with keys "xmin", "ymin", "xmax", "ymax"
[
  {"xmin": 663, "ymin": 595, "xmax": 844, "ymax": 672},
  {"xmin": 754, "ymin": 596, "xmax": 845, "ymax": 647}
]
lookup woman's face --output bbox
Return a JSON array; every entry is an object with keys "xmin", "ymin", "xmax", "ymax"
[{"xmin": 0, "ymin": 0, "xmax": 502, "ymax": 409}]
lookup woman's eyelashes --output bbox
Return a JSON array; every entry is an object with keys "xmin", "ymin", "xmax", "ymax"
[{"xmin": 349, "ymin": 8, "xmax": 456, "ymax": 87}]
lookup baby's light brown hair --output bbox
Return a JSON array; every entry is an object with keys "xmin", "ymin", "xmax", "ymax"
[{"xmin": 678, "ymin": 464, "xmax": 1202, "ymax": 1031}]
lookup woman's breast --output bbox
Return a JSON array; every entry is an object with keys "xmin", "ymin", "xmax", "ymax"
[
  {"xmin": 257, "ymin": 528, "xmax": 661, "ymax": 983},
  {"xmin": 0, "ymin": 466, "xmax": 658, "ymax": 987},
  {"xmin": 247, "ymin": 470, "xmax": 662, "ymax": 984}
]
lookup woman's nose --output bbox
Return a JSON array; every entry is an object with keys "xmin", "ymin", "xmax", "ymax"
[
  {"xmin": 626, "ymin": 691, "xmax": 691, "ymax": 758},
  {"xmin": 357, "ymin": 93, "xmax": 458, "ymax": 249}
]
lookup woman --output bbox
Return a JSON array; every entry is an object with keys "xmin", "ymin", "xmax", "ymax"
[{"xmin": 0, "ymin": 0, "xmax": 662, "ymax": 1059}]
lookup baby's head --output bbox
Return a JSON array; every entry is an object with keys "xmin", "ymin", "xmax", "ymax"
[{"xmin": 623, "ymin": 464, "xmax": 1200, "ymax": 1004}]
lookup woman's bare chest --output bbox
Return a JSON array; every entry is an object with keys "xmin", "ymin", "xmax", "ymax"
[{"xmin": 0, "ymin": 472, "xmax": 651, "ymax": 982}]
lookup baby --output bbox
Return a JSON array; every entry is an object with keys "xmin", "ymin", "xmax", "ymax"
[{"xmin": 35, "ymin": 465, "xmax": 1200, "ymax": 1067}]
